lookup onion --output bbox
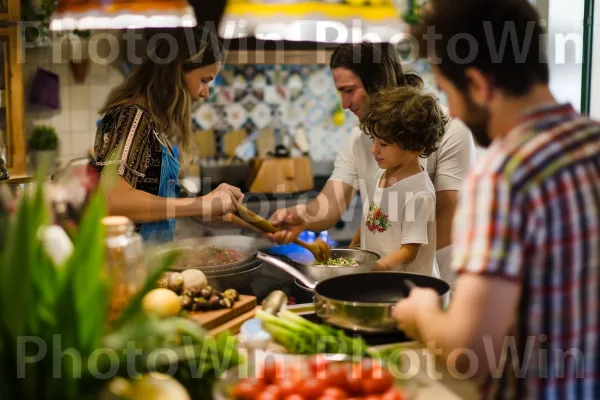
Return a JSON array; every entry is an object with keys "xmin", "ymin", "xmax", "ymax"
[
  {"xmin": 167, "ymin": 272, "xmax": 184, "ymax": 294},
  {"xmin": 142, "ymin": 288, "xmax": 181, "ymax": 317},
  {"xmin": 181, "ymin": 269, "xmax": 208, "ymax": 292},
  {"xmin": 130, "ymin": 373, "xmax": 190, "ymax": 400}
]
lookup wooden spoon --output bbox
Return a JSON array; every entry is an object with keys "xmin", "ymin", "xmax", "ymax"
[{"xmin": 236, "ymin": 205, "xmax": 331, "ymax": 263}]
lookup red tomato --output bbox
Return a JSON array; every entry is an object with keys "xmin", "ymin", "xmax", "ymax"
[
  {"xmin": 280, "ymin": 365, "xmax": 303, "ymax": 385},
  {"xmin": 260, "ymin": 358, "xmax": 284, "ymax": 384},
  {"xmin": 322, "ymin": 364, "xmax": 348, "ymax": 389},
  {"xmin": 381, "ymin": 389, "xmax": 405, "ymax": 400},
  {"xmin": 264, "ymin": 385, "xmax": 282, "ymax": 396},
  {"xmin": 256, "ymin": 392, "xmax": 278, "ymax": 400},
  {"xmin": 364, "ymin": 396, "xmax": 382, "ymax": 400},
  {"xmin": 308, "ymin": 355, "xmax": 330, "ymax": 378},
  {"xmin": 360, "ymin": 359, "xmax": 385, "ymax": 378},
  {"xmin": 297, "ymin": 378, "xmax": 327, "ymax": 400},
  {"xmin": 277, "ymin": 380, "xmax": 298, "ymax": 397},
  {"xmin": 316, "ymin": 397, "xmax": 338, "ymax": 400},
  {"xmin": 321, "ymin": 387, "xmax": 348, "ymax": 399},
  {"xmin": 232, "ymin": 379, "xmax": 265, "ymax": 400},
  {"xmin": 362, "ymin": 374, "xmax": 394, "ymax": 395},
  {"xmin": 345, "ymin": 376, "xmax": 364, "ymax": 396},
  {"xmin": 284, "ymin": 395, "xmax": 305, "ymax": 400}
]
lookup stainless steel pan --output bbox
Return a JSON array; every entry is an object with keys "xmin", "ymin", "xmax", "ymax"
[{"xmin": 257, "ymin": 253, "xmax": 450, "ymax": 333}]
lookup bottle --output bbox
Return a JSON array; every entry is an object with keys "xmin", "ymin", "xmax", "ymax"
[{"xmin": 102, "ymin": 216, "xmax": 145, "ymax": 322}]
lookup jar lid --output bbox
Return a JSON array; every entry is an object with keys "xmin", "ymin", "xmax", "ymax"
[{"xmin": 102, "ymin": 216, "xmax": 133, "ymax": 236}]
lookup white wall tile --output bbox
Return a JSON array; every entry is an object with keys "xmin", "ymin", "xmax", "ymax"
[
  {"xmin": 69, "ymin": 85, "xmax": 90, "ymax": 110},
  {"xmin": 89, "ymin": 84, "xmax": 111, "ymax": 110},
  {"xmin": 52, "ymin": 109, "xmax": 71, "ymax": 133},
  {"xmin": 57, "ymin": 132, "xmax": 72, "ymax": 157},
  {"xmin": 71, "ymin": 132, "xmax": 91, "ymax": 157},
  {"xmin": 59, "ymin": 84, "xmax": 70, "ymax": 111},
  {"xmin": 88, "ymin": 62, "xmax": 109, "ymax": 84},
  {"xmin": 108, "ymin": 66, "xmax": 125, "ymax": 86},
  {"xmin": 70, "ymin": 110, "xmax": 91, "ymax": 132},
  {"xmin": 50, "ymin": 62, "xmax": 70, "ymax": 86}
]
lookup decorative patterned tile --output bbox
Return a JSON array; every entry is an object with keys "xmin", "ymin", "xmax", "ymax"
[
  {"xmin": 307, "ymin": 69, "xmax": 329, "ymax": 97},
  {"xmin": 251, "ymin": 88, "xmax": 265, "ymax": 101},
  {"xmin": 250, "ymin": 103, "xmax": 272, "ymax": 129},
  {"xmin": 240, "ymin": 94, "xmax": 259, "ymax": 113},
  {"xmin": 193, "ymin": 103, "xmax": 218, "ymax": 130},
  {"xmin": 287, "ymin": 73, "xmax": 303, "ymax": 90},
  {"xmin": 252, "ymin": 73, "xmax": 268, "ymax": 88},
  {"xmin": 305, "ymin": 103, "xmax": 327, "ymax": 126},
  {"xmin": 175, "ymin": 62, "xmax": 437, "ymax": 162},
  {"xmin": 216, "ymin": 87, "xmax": 234, "ymax": 105},
  {"xmin": 233, "ymin": 88, "xmax": 249, "ymax": 102},
  {"xmin": 225, "ymin": 103, "xmax": 248, "ymax": 130},
  {"xmin": 232, "ymin": 74, "xmax": 248, "ymax": 89}
]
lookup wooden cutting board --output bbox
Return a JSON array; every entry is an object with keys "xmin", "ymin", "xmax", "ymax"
[{"xmin": 188, "ymin": 295, "xmax": 257, "ymax": 330}]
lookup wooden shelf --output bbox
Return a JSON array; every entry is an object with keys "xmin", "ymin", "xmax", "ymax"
[{"xmin": 0, "ymin": 0, "xmax": 24, "ymax": 175}]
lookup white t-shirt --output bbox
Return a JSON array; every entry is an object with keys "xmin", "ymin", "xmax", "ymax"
[
  {"xmin": 361, "ymin": 169, "xmax": 438, "ymax": 276},
  {"xmin": 330, "ymin": 112, "xmax": 476, "ymax": 284}
]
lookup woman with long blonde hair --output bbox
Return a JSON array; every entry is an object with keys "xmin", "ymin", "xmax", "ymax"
[{"xmin": 94, "ymin": 27, "xmax": 243, "ymax": 243}]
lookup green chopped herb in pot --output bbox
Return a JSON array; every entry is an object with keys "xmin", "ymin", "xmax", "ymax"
[{"xmin": 322, "ymin": 257, "xmax": 358, "ymax": 267}]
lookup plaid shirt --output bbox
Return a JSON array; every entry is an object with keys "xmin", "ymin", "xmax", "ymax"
[{"xmin": 452, "ymin": 104, "xmax": 600, "ymax": 399}]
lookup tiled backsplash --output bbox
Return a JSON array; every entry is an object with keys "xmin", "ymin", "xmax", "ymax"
[
  {"xmin": 24, "ymin": 46, "xmax": 125, "ymax": 167},
  {"xmin": 23, "ymin": 41, "xmax": 440, "ymax": 167}
]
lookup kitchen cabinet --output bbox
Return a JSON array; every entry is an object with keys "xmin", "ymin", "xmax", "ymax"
[{"xmin": 0, "ymin": 0, "xmax": 25, "ymax": 177}]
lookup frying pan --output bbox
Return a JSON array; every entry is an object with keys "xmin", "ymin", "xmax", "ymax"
[{"xmin": 257, "ymin": 253, "xmax": 450, "ymax": 333}]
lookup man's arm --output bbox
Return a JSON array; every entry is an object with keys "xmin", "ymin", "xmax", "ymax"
[
  {"xmin": 268, "ymin": 179, "xmax": 356, "ymax": 243},
  {"xmin": 435, "ymin": 190, "xmax": 458, "ymax": 250},
  {"xmin": 270, "ymin": 127, "xmax": 363, "ymax": 243},
  {"xmin": 301, "ymin": 180, "xmax": 357, "ymax": 231},
  {"xmin": 394, "ymin": 274, "xmax": 520, "ymax": 378},
  {"xmin": 395, "ymin": 170, "xmax": 528, "ymax": 379}
]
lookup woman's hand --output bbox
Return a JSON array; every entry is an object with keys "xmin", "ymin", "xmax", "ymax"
[{"xmin": 199, "ymin": 183, "xmax": 244, "ymax": 219}]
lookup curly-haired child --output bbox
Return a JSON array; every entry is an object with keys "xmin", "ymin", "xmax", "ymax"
[{"xmin": 350, "ymin": 85, "xmax": 448, "ymax": 276}]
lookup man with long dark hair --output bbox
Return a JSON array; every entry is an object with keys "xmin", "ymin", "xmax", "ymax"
[{"xmin": 269, "ymin": 42, "xmax": 475, "ymax": 283}]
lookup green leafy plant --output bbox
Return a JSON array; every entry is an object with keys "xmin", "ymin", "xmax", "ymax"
[
  {"xmin": 29, "ymin": 125, "xmax": 58, "ymax": 151},
  {"xmin": 21, "ymin": 0, "xmax": 57, "ymax": 45},
  {"xmin": 0, "ymin": 174, "xmax": 241, "ymax": 399}
]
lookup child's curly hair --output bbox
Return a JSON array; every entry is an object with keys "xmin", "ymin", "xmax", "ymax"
[{"xmin": 361, "ymin": 86, "xmax": 449, "ymax": 158}]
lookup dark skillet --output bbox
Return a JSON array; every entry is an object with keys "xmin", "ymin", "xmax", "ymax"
[{"xmin": 257, "ymin": 253, "xmax": 450, "ymax": 333}]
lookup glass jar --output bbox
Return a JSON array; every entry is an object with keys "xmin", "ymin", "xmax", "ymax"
[{"xmin": 102, "ymin": 216, "xmax": 145, "ymax": 322}]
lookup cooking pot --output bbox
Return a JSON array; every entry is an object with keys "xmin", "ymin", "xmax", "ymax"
[
  {"xmin": 291, "ymin": 248, "xmax": 380, "ymax": 282},
  {"xmin": 257, "ymin": 253, "xmax": 450, "ymax": 333},
  {"xmin": 158, "ymin": 236, "xmax": 269, "ymax": 292}
]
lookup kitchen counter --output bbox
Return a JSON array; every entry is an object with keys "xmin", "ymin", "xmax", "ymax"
[{"xmin": 228, "ymin": 305, "xmax": 481, "ymax": 400}]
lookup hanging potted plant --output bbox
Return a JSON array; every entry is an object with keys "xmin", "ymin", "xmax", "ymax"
[
  {"xmin": 69, "ymin": 29, "xmax": 91, "ymax": 83},
  {"xmin": 29, "ymin": 124, "xmax": 58, "ymax": 173}
]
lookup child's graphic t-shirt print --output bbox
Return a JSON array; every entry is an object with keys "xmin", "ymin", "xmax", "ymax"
[{"xmin": 366, "ymin": 202, "xmax": 390, "ymax": 233}]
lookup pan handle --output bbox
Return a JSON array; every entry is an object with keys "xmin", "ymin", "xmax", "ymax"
[
  {"xmin": 257, "ymin": 252, "xmax": 318, "ymax": 290},
  {"xmin": 403, "ymin": 279, "xmax": 416, "ymax": 297}
]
